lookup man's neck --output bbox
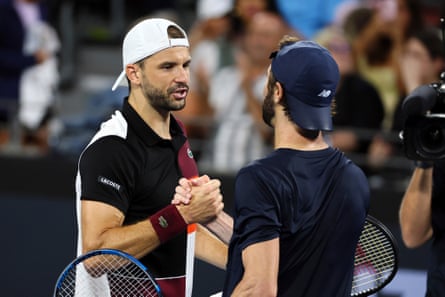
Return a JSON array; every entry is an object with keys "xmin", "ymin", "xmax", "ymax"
[
  {"xmin": 273, "ymin": 117, "xmax": 329, "ymax": 151},
  {"xmin": 128, "ymin": 93, "xmax": 172, "ymax": 140}
]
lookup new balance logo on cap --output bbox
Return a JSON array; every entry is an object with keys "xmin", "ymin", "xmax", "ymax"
[{"xmin": 318, "ymin": 89, "xmax": 332, "ymax": 98}]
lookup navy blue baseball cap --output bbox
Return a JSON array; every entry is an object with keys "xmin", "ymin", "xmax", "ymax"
[{"xmin": 270, "ymin": 40, "xmax": 339, "ymax": 131}]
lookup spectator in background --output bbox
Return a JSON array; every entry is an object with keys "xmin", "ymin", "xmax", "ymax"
[
  {"xmin": 175, "ymin": 0, "xmax": 279, "ymax": 153},
  {"xmin": 342, "ymin": 0, "xmax": 429, "ymax": 171},
  {"xmin": 342, "ymin": 0, "xmax": 423, "ymax": 131},
  {"xmin": 176, "ymin": 0, "xmax": 283, "ymax": 161},
  {"xmin": 348, "ymin": 5, "xmax": 400, "ymax": 132},
  {"xmin": 393, "ymin": 27, "xmax": 445, "ymax": 138},
  {"xmin": 370, "ymin": 27, "xmax": 445, "ymax": 171},
  {"xmin": 174, "ymin": 0, "xmax": 234, "ymax": 143},
  {"xmin": 228, "ymin": 0, "xmax": 278, "ymax": 42},
  {"xmin": 315, "ymin": 26, "xmax": 384, "ymax": 166},
  {"xmin": 18, "ymin": 7, "xmax": 59, "ymax": 153},
  {"xmin": 198, "ymin": 11, "xmax": 292, "ymax": 173},
  {"xmin": 0, "ymin": 0, "xmax": 52, "ymax": 150}
]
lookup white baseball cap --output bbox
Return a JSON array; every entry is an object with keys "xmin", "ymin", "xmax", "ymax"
[
  {"xmin": 197, "ymin": 0, "xmax": 233, "ymax": 20},
  {"xmin": 111, "ymin": 18, "xmax": 190, "ymax": 91}
]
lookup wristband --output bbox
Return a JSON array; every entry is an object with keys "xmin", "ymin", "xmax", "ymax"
[
  {"xmin": 149, "ymin": 204, "xmax": 187, "ymax": 243},
  {"xmin": 414, "ymin": 160, "xmax": 434, "ymax": 169}
]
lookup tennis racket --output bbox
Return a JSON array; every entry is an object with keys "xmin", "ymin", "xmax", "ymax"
[
  {"xmin": 54, "ymin": 249, "xmax": 162, "ymax": 297},
  {"xmin": 351, "ymin": 215, "xmax": 398, "ymax": 296}
]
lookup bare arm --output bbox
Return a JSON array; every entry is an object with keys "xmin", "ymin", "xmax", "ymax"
[
  {"xmin": 81, "ymin": 200, "xmax": 160, "ymax": 259},
  {"xmin": 204, "ymin": 211, "xmax": 233, "ymax": 245},
  {"xmin": 195, "ymin": 224, "xmax": 228, "ymax": 270},
  {"xmin": 81, "ymin": 178, "xmax": 224, "ymax": 258},
  {"xmin": 399, "ymin": 167, "xmax": 433, "ymax": 248},
  {"xmin": 231, "ymin": 238, "xmax": 279, "ymax": 297}
]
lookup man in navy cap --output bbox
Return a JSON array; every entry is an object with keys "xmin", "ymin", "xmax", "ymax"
[{"xmin": 222, "ymin": 36, "xmax": 370, "ymax": 297}]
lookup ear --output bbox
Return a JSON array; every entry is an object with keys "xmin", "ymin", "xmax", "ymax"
[
  {"xmin": 274, "ymin": 81, "xmax": 284, "ymax": 103},
  {"xmin": 125, "ymin": 64, "xmax": 141, "ymax": 86}
]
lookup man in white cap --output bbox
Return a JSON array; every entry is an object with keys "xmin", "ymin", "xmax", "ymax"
[{"xmin": 75, "ymin": 18, "xmax": 230, "ymax": 297}]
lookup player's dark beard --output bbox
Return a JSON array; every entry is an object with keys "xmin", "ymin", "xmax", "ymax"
[
  {"xmin": 262, "ymin": 87, "xmax": 275, "ymax": 127},
  {"xmin": 141, "ymin": 77, "xmax": 188, "ymax": 111}
]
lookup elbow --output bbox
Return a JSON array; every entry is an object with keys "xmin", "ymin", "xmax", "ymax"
[
  {"xmin": 401, "ymin": 235, "xmax": 423, "ymax": 249},
  {"xmin": 264, "ymin": 288, "xmax": 277, "ymax": 297},
  {"xmin": 255, "ymin": 280, "xmax": 277, "ymax": 297},
  {"xmin": 400, "ymin": 227, "xmax": 430, "ymax": 249},
  {"xmin": 82, "ymin": 237, "xmax": 105, "ymax": 254},
  {"xmin": 233, "ymin": 278, "xmax": 277, "ymax": 297}
]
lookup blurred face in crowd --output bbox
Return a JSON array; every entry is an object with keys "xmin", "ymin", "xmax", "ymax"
[
  {"xmin": 235, "ymin": 0, "xmax": 269, "ymax": 24},
  {"xmin": 402, "ymin": 37, "xmax": 443, "ymax": 83},
  {"xmin": 242, "ymin": 12, "xmax": 288, "ymax": 66},
  {"xmin": 324, "ymin": 33, "xmax": 354, "ymax": 75},
  {"xmin": 200, "ymin": 16, "xmax": 231, "ymax": 39},
  {"xmin": 137, "ymin": 47, "xmax": 191, "ymax": 112}
]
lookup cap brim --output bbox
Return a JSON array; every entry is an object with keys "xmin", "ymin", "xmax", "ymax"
[
  {"xmin": 287, "ymin": 93, "xmax": 333, "ymax": 131},
  {"xmin": 111, "ymin": 71, "xmax": 127, "ymax": 91}
]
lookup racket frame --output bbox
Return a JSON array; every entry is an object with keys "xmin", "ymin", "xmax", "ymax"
[
  {"xmin": 351, "ymin": 215, "xmax": 399, "ymax": 297},
  {"xmin": 54, "ymin": 248, "xmax": 163, "ymax": 297}
]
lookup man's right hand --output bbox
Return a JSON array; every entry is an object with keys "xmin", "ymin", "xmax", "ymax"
[{"xmin": 175, "ymin": 176, "xmax": 224, "ymax": 224}]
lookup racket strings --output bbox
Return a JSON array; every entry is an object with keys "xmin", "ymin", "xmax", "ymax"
[
  {"xmin": 351, "ymin": 222, "xmax": 396, "ymax": 295},
  {"xmin": 57, "ymin": 254, "xmax": 160, "ymax": 297}
]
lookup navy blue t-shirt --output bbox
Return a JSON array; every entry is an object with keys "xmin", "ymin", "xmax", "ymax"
[{"xmin": 223, "ymin": 147, "xmax": 370, "ymax": 297}]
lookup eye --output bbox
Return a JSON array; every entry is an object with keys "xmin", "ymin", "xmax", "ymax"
[{"xmin": 161, "ymin": 63, "xmax": 174, "ymax": 70}]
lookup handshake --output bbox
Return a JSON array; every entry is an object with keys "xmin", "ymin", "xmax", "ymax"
[
  {"xmin": 172, "ymin": 175, "xmax": 233, "ymax": 244},
  {"xmin": 172, "ymin": 175, "xmax": 225, "ymax": 225}
]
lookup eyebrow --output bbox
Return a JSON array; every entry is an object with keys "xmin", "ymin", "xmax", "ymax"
[{"xmin": 159, "ymin": 57, "xmax": 191, "ymax": 67}]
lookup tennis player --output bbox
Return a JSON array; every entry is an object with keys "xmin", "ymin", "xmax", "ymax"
[
  {"xmin": 222, "ymin": 37, "xmax": 370, "ymax": 296},
  {"xmin": 75, "ymin": 18, "xmax": 230, "ymax": 297}
]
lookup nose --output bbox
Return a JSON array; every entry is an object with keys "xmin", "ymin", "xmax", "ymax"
[{"xmin": 175, "ymin": 66, "xmax": 189, "ymax": 84}]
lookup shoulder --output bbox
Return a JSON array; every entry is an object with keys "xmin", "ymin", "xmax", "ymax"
[
  {"xmin": 80, "ymin": 136, "xmax": 131, "ymax": 168},
  {"xmin": 338, "ymin": 156, "xmax": 369, "ymax": 190},
  {"xmin": 88, "ymin": 110, "xmax": 128, "ymax": 145},
  {"xmin": 236, "ymin": 155, "xmax": 279, "ymax": 184},
  {"xmin": 79, "ymin": 111, "xmax": 133, "ymax": 166}
]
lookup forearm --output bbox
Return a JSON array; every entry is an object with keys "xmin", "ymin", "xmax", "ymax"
[
  {"xmin": 204, "ymin": 211, "xmax": 233, "ymax": 244},
  {"xmin": 399, "ymin": 167, "xmax": 433, "ymax": 248},
  {"xmin": 195, "ymin": 224, "xmax": 228, "ymax": 270},
  {"xmin": 82, "ymin": 202, "xmax": 186, "ymax": 259},
  {"xmin": 82, "ymin": 218, "xmax": 161, "ymax": 259}
]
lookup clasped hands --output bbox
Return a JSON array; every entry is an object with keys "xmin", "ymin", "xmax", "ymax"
[{"xmin": 172, "ymin": 175, "xmax": 224, "ymax": 225}]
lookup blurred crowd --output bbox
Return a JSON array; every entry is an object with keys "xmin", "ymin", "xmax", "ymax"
[{"xmin": 0, "ymin": 0, "xmax": 444, "ymax": 177}]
